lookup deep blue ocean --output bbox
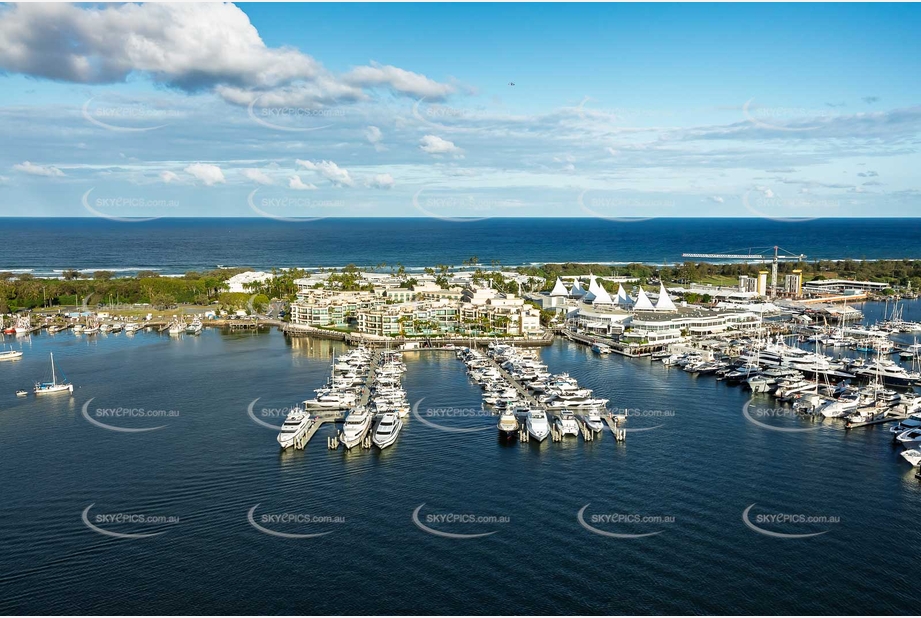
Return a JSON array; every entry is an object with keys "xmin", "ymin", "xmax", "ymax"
[{"xmin": 4, "ymin": 218, "xmax": 921, "ymax": 275}]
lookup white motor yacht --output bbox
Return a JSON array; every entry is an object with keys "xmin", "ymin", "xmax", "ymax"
[
  {"xmin": 186, "ymin": 319, "xmax": 203, "ymax": 335},
  {"xmin": 554, "ymin": 413, "xmax": 580, "ymax": 437},
  {"xmin": 372, "ymin": 412, "xmax": 403, "ymax": 449},
  {"xmin": 895, "ymin": 427, "xmax": 921, "ymax": 447},
  {"xmin": 276, "ymin": 407, "xmax": 313, "ymax": 449},
  {"xmin": 900, "ymin": 449, "xmax": 921, "ymax": 467},
  {"xmin": 526, "ymin": 409, "xmax": 550, "ymax": 442},
  {"xmin": 340, "ymin": 407, "xmax": 373, "ymax": 450},
  {"xmin": 304, "ymin": 389, "xmax": 358, "ymax": 410},
  {"xmin": 581, "ymin": 409, "xmax": 605, "ymax": 432}
]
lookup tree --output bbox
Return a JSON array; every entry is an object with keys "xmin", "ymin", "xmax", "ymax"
[{"xmin": 93, "ymin": 271, "xmax": 115, "ymax": 281}]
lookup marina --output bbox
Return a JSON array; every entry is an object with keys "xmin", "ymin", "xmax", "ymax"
[{"xmin": 2, "ymin": 299, "xmax": 921, "ymax": 615}]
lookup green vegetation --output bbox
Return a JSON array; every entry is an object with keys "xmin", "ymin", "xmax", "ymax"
[{"xmin": 0, "ymin": 267, "xmax": 251, "ymax": 312}]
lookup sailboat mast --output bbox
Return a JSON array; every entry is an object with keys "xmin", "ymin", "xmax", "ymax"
[{"xmin": 51, "ymin": 352, "xmax": 56, "ymax": 385}]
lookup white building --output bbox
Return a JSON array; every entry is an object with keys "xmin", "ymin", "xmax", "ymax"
[{"xmin": 226, "ymin": 271, "xmax": 274, "ymax": 293}]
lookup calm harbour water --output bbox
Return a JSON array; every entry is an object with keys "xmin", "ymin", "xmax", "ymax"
[{"xmin": 1, "ymin": 305, "xmax": 920, "ymax": 614}]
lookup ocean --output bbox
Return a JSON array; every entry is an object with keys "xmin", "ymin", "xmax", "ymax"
[{"xmin": 4, "ymin": 218, "xmax": 921, "ymax": 276}]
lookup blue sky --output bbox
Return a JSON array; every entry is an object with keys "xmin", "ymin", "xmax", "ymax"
[{"xmin": 0, "ymin": 2, "xmax": 919, "ymax": 219}]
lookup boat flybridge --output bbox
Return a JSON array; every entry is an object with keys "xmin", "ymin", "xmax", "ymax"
[
  {"xmin": 554, "ymin": 413, "xmax": 580, "ymax": 437},
  {"xmin": 340, "ymin": 407, "xmax": 373, "ymax": 450},
  {"xmin": 526, "ymin": 409, "xmax": 550, "ymax": 442},
  {"xmin": 34, "ymin": 353, "xmax": 73, "ymax": 395},
  {"xmin": 276, "ymin": 407, "xmax": 313, "ymax": 449},
  {"xmin": 581, "ymin": 408, "xmax": 605, "ymax": 432},
  {"xmin": 372, "ymin": 412, "xmax": 403, "ymax": 449}
]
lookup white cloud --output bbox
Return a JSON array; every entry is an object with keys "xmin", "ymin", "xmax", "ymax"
[
  {"xmin": 419, "ymin": 135, "xmax": 462, "ymax": 156},
  {"xmin": 160, "ymin": 171, "xmax": 179, "ymax": 184},
  {"xmin": 367, "ymin": 174, "xmax": 395, "ymax": 190},
  {"xmin": 13, "ymin": 161, "xmax": 64, "ymax": 177},
  {"xmin": 185, "ymin": 163, "xmax": 226, "ymax": 186},
  {"xmin": 296, "ymin": 159, "xmax": 355, "ymax": 187},
  {"xmin": 288, "ymin": 175, "xmax": 317, "ymax": 191},
  {"xmin": 365, "ymin": 125, "xmax": 386, "ymax": 151},
  {"xmin": 344, "ymin": 63, "xmax": 455, "ymax": 99},
  {"xmin": 709, "ymin": 196, "xmax": 724, "ymax": 203},
  {"xmin": 242, "ymin": 168, "xmax": 274, "ymax": 185},
  {"xmin": 0, "ymin": 3, "xmax": 453, "ymax": 110}
]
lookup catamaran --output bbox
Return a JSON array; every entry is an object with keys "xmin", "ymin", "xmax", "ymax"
[{"xmin": 33, "ymin": 353, "xmax": 73, "ymax": 395}]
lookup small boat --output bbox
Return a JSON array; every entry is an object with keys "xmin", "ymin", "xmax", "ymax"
[
  {"xmin": 186, "ymin": 320, "xmax": 203, "ymax": 335},
  {"xmin": 900, "ymin": 449, "xmax": 921, "ymax": 467},
  {"xmin": 33, "ymin": 352, "xmax": 73, "ymax": 395},
  {"xmin": 276, "ymin": 407, "xmax": 313, "ymax": 449},
  {"xmin": 15, "ymin": 389, "xmax": 27, "ymax": 397},
  {"xmin": 168, "ymin": 321, "xmax": 183, "ymax": 336},
  {"xmin": 554, "ymin": 413, "xmax": 580, "ymax": 437},
  {"xmin": 896, "ymin": 428, "xmax": 921, "ymax": 447},
  {"xmin": 0, "ymin": 347, "xmax": 23, "ymax": 361},
  {"xmin": 581, "ymin": 409, "xmax": 605, "ymax": 432},
  {"xmin": 47, "ymin": 325, "xmax": 66, "ymax": 334},
  {"xmin": 99, "ymin": 323, "xmax": 112, "ymax": 333},
  {"xmin": 497, "ymin": 410, "xmax": 519, "ymax": 442},
  {"xmin": 340, "ymin": 407, "xmax": 373, "ymax": 450},
  {"xmin": 372, "ymin": 412, "xmax": 403, "ymax": 449},
  {"xmin": 124, "ymin": 322, "xmax": 140, "ymax": 333},
  {"xmin": 526, "ymin": 409, "xmax": 550, "ymax": 442},
  {"xmin": 592, "ymin": 343, "xmax": 612, "ymax": 355}
]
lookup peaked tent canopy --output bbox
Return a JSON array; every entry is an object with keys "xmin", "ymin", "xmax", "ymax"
[
  {"xmin": 592, "ymin": 284, "xmax": 614, "ymax": 305},
  {"xmin": 549, "ymin": 277, "xmax": 569, "ymax": 297},
  {"xmin": 655, "ymin": 283, "xmax": 677, "ymax": 311},
  {"xmin": 633, "ymin": 287, "xmax": 655, "ymax": 311},
  {"xmin": 616, "ymin": 284, "xmax": 632, "ymax": 306},
  {"xmin": 570, "ymin": 279, "xmax": 586, "ymax": 297}
]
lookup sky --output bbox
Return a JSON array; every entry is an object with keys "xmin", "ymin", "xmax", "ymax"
[{"xmin": 0, "ymin": 2, "xmax": 920, "ymax": 219}]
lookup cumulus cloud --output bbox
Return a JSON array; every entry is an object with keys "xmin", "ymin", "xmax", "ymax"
[
  {"xmin": 364, "ymin": 125, "xmax": 386, "ymax": 151},
  {"xmin": 160, "ymin": 171, "xmax": 179, "ymax": 184},
  {"xmin": 296, "ymin": 159, "xmax": 355, "ymax": 187},
  {"xmin": 419, "ymin": 135, "xmax": 462, "ymax": 156},
  {"xmin": 288, "ymin": 175, "xmax": 316, "ymax": 191},
  {"xmin": 344, "ymin": 63, "xmax": 454, "ymax": 99},
  {"xmin": 366, "ymin": 174, "xmax": 395, "ymax": 190},
  {"xmin": 185, "ymin": 163, "xmax": 226, "ymax": 186},
  {"xmin": 709, "ymin": 196, "xmax": 724, "ymax": 203},
  {"xmin": 13, "ymin": 161, "xmax": 64, "ymax": 177},
  {"xmin": 0, "ymin": 3, "xmax": 453, "ymax": 109},
  {"xmin": 242, "ymin": 168, "xmax": 274, "ymax": 185}
]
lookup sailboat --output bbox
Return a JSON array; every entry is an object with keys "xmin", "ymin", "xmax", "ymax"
[
  {"xmin": 0, "ymin": 345, "xmax": 23, "ymax": 361},
  {"xmin": 34, "ymin": 352, "xmax": 74, "ymax": 395}
]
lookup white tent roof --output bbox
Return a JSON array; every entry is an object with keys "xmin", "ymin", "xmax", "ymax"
[
  {"xmin": 570, "ymin": 279, "xmax": 586, "ymax": 297},
  {"xmin": 587, "ymin": 274, "xmax": 604, "ymax": 297},
  {"xmin": 655, "ymin": 283, "xmax": 677, "ymax": 311},
  {"xmin": 616, "ymin": 284, "xmax": 632, "ymax": 306},
  {"xmin": 633, "ymin": 287, "xmax": 655, "ymax": 311},
  {"xmin": 550, "ymin": 277, "xmax": 569, "ymax": 297},
  {"xmin": 592, "ymin": 284, "xmax": 614, "ymax": 305}
]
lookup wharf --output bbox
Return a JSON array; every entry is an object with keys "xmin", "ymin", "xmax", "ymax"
[
  {"xmin": 482, "ymin": 355, "xmax": 542, "ymax": 409},
  {"xmin": 845, "ymin": 412, "xmax": 909, "ymax": 429},
  {"xmin": 296, "ymin": 351, "xmax": 381, "ymax": 451},
  {"xmin": 561, "ymin": 328, "xmax": 667, "ymax": 357},
  {"xmin": 282, "ymin": 323, "xmax": 554, "ymax": 348}
]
